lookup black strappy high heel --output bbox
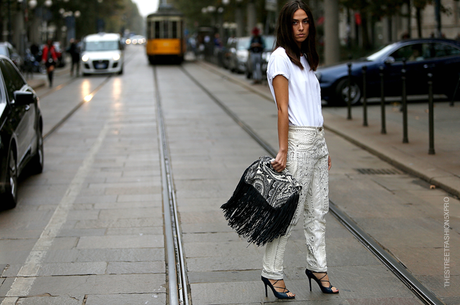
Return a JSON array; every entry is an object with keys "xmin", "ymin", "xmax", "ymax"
[
  {"xmin": 305, "ymin": 269, "xmax": 339, "ymax": 294},
  {"xmin": 261, "ymin": 276, "xmax": 295, "ymax": 299}
]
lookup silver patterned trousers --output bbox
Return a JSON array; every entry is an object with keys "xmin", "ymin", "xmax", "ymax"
[{"xmin": 261, "ymin": 126, "xmax": 329, "ymax": 279}]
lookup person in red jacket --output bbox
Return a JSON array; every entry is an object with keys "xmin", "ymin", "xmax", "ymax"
[{"xmin": 41, "ymin": 40, "xmax": 58, "ymax": 87}]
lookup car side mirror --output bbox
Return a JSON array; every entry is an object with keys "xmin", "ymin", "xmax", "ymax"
[
  {"xmin": 13, "ymin": 91, "xmax": 34, "ymax": 106},
  {"xmin": 385, "ymin": 56, "xmax": 395, "ymax": 65}
]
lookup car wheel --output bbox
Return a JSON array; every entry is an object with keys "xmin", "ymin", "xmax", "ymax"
[
  {"xmin": 30, "ymin": 126, "xmax": 44, "ymax": 174},
  {"xmin": 2, "ymin": 148, "xmax": 18, "ymax": 209},
  {"xmin": 118, "ymin": 66, "xmax": 123, "ymax": 75},
  {"xmin": 335, "ymin": 78, "xmax": 362, "ymax": 106}
]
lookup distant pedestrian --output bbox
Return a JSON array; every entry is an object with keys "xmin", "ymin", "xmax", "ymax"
[
  {"xmin": 66, "ymin": 38, "xmax": 80, "ymax": 76},
  {"xmin": 30, "ymin": 43, "xmax": 39, "ymax": 59},
  {"xmin": 249, "ymin": 27, "xmax": 265, "ymax": 84},
  {"xmin": 42, "ymin": 39, "xmax": 57, "ymax": 87},
  {"xmin": 261, "ymin": 0, "xmax": 338, "ymax": 299}
]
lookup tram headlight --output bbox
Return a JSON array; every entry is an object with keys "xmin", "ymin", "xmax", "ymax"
[
  {"xmin": 113, "ymin": 54, "xmax": 121, "ymax": 61},
  {"xmin": 81, "ymin": 54, "xmax": 89, "ymax": 62}
]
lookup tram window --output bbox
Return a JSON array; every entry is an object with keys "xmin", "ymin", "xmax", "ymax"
[
  {"xmin": 148, "ymin": 22, "xmax": 153, "ymax": 39},
  {"xmin": 163, "ymin": 20, "xmax": 169, "ymax": 38},
  {"xmin": 172, "ymin": 21, "xmax": 178, "ymax": 39},
  {"xmin": 152, "ymin": 21, "xmax": 160, "ymax": 38}
]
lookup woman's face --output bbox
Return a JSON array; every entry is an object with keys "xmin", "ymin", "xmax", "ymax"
[{"xmin": 292, "ymin": 9, "xmax": 309, "ymax": 47}]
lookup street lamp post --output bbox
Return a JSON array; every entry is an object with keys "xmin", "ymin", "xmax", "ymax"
[
  {"xmin": 40, "ymin": 0, "xmax": 52, "ymax": 42},
  {"xmin": 64, "ymin": 10, "xmax": 80, "ymax": 44},
  {"xmin": 235, "ymin": 0, "xmax": 243, "ymax": 37},
  {"xmin": 96, "ymin": 0, "xmax": 104, "ymax": 32},
  {"xmin": 7, "ymin": 0, "xmax": 12, "ymax": 43}
]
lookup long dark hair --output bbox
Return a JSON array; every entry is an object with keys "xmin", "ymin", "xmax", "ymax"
[{"xmin": 275, "ymin": 0, "xmax": 319, "ymax": 71}]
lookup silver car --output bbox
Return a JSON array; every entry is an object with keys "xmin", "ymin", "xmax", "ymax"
[{"xmin": 228, "ymin": 37, "xmax": 250, "ymax": 74}]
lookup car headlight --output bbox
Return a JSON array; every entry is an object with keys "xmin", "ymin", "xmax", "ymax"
[
  {"xmin": 82, "ymin": 54, "xmax": 89, "ymax": 62},
  {"xmin": 113, "ymin": 54, "xmax": 121, "ymax": 61},
  {"xmin": 236, "ymin": 51, "xmax": 248, "ymax": 62}
]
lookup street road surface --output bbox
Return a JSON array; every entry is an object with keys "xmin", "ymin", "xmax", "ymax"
[{"xmin": 0, "ymin": 45, "xmax": 457, "ymax": 304}]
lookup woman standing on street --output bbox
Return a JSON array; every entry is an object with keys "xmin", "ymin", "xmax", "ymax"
[
  {"xmin": 261, "ymin": 0, "xmax": 339, "ymax": 299},
  {"xmin": 42, "ymin": 40, "xmax": 58, "ymax": 87}
]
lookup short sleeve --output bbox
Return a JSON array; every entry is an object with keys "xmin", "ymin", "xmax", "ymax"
[{"xmin": 267, "ymin": 50, "xmax": 291, "ymax": 82}]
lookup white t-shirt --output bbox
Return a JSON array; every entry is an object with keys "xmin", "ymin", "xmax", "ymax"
[{"xmin": 267, "ymin": 47, "xmax": 323, "ymax": 127}]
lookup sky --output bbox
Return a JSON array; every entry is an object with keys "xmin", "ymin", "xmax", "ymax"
[{"xmin": 132, "ymin": 0, "xmax": 159, "ymax": 17}]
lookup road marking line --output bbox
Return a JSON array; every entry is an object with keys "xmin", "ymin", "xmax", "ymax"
[{"xmin": 1, "ymin": 122, "xmax": 110, "ymax": 304}]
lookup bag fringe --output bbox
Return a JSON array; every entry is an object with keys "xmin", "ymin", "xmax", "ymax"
[{"xmin": 221, "ymin": 175, "xmax": 299, "ymax": 246}]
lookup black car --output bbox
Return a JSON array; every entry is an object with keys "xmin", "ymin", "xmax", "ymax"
[
  {"xmin": 0, "ymin": 55, "xmax": 44, "ymax": 209},
  {"xmin": 0, "ymin": 42, "xmax": 23, "ymax": 69},
  {"xmin": 316, "ymin": 38, "xmax": 460, "ymax": 105}
]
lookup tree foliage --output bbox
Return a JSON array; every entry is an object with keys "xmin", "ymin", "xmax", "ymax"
[{"xmin": 0, "ymin": 0, "xmax": 143, "ymax": 43}]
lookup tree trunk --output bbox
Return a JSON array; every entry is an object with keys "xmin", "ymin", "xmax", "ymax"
[
  {"xmin": 360, "ymin": 9, "xmax": 371, "ymax": 50},
  {"xmin": 0, "ymin": 0, "xmax": 3, "ymax": 42},
  {"xmin": 416, "ymin": 7, "xmax": 422, "ymax": 38},
  {"xmin": 407, "ymin": 0, "xmax": 411, "ymax": 38},
  {"xmin": 324, "ymin": 0, "xmax": 340, "ymax": 65}
]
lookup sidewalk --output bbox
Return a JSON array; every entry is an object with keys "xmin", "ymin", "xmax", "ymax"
[
  {"xmin": 26, "ymin": 61, "xmax": 71, "ymax": 90},
  {"xmin": 198, "ymin": 60, "xmax": 460, "ymax": 199}
]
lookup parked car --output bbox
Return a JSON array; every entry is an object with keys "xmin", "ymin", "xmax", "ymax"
[
  {"xmin": 316, "ymin": 38, "xmax": 460, "ymax": 106},
  {"xmin": 0, "ymin": 42, "xmax": 23, "ymax": 69},
  {"xmin": 81, "ymin": 33, "xmax": 124, "ymax": 76},
  {"xmin": 0, "ymin": 55, "xmax": 44, "ymax": 209},
  {"xmin": 245, "ymin": 35, "xmax": 276, "ymax": 80},
  {"xmin": 228, "ymin": 37, "xmax": 250, "ymax": 73},
  {"xmin": 218, "ymin": 37, "xmax": 235, "ymax": 70}
]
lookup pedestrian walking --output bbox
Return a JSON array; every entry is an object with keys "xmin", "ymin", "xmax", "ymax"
[
  {"xmin": 249, "ymin": 27, "xmax": 265, "ymax": 84},
  {"xmin": 41, "ymin": 40, "xmax": 57, "ymax": 87},
  {"xmin": 66, "ymin": 38, "xmax": 80, "ymax": 76},
  {"xmin": 261, "ymin": 0, "xmax": 338, "ymax": 299}
]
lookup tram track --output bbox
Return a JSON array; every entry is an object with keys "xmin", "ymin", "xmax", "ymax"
[
  {"xmin": 178, "ymin": 64, "xmax": 444, "ymax": 305},
  {"xmin": 153, "ymin": 65, "xmax": 190, "ymax": 305}
]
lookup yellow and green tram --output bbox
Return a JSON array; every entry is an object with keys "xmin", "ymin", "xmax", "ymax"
[{"xmin": 146, "ymin": 5, "xmax": 185, "ymax": 64}]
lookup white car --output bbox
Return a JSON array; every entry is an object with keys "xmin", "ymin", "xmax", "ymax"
[{"xmin": 81, "ymin": 33, "xmax": 124, "ymax": 75}]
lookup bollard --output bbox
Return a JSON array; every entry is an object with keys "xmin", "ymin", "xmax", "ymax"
[
  {"xmin": 379, "ymin": 66, "xmax": 386, "ymax": 134},
  {"xmin": 347, "ymin": 62, "xmax": 352, "ymax": 120},
  {"xmin": 428, "ymin": 73, "xmax": 435, "ymax": 154},
  {"xmin": 362, "ymin": 65, "xmax": 368, "ymax": 126},
  {"xmin": 451, "ymin": 73, "xmax": 460, "ymax": 107},
  {"xmin": 402, "ymin": 59, "xmax": 409, "ymax": 143}
]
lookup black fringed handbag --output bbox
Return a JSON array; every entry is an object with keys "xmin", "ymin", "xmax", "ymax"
[{"xmin": 221, "ymin": 156, "xmax": 302, "ymax": 246}]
